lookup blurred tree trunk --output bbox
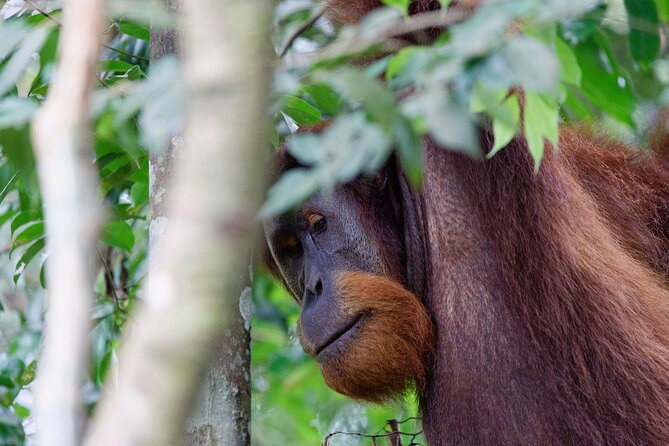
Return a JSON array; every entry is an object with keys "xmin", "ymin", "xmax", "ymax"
[
  {"xmin": 85, "ymin": 1, "xmax": 269, "ymax": 444},
  {"xmin": 149, "ymin": 2, "xmax": 253, "ymax": 445},
  {"xmin": 30, "ymin": 0, "xmax": 106, "ymax": 445}
]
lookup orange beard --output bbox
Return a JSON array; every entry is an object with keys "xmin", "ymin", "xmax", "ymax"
[{"xmin": 299, "ymin": 271, "xmax": 434, "ymax": 403}]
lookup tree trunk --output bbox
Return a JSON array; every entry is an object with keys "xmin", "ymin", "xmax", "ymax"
[
  {"xmin": 30, "ymin": 0, "xmax": 106, "ymax": 445},
  {"xmin": 149, "ymin": 2, "xmax": 253, "ymax": 444},
  {"xmin": 85, "ymin": 1, "xmax": 270, "ymax": 444}
]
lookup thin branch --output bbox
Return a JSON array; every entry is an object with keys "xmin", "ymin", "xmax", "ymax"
[
  {"xmin": 281, "ymin": 7, "xmax": 469, "ymax": 68},
  {"xmin": 278, "ymin": 3, "xmax": 327, "ymax": 57},
  {"xmin": 25, "ymin": 0, "xmax": 150, "ymax": 62},
  {"xmin": 24, "ymin": 0, "xmax": 62, "ymax": 25},
  {"xmin": 321, "ymin": 429, "xmax": 424, "ymax": 445},
  {"xmin": 101, "ymin": 43, "xmax": 150, "ymax": 62},
  {"xmin": 30, "ymin": 0, "xmax": 106, "ymax": 445}
]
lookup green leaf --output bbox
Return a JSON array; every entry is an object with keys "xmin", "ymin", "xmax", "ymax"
[
  {"xmin": 382, "ymin": 0, "xmax": 410, "ymax": 16},
  {"xmin": 0, "ymin": 25, "xmax": 51, "ymax": 97},
  {"xmin": 323, "ymin": 69, "xmax": 398, "ymax": 128},
  {"xmin": 0, "ymin": 97, "xmax": 38, "ymax": 130},
  {"xmin": 555, "ymin": 36, "xmax": 582, "ymax": 86},
  {"xmin": 501, "ymin": 36, "xmax": 559, "ymax": 93},
  {"xmin": 573, "ymin": 37, "xmax": 635, "ymax": 126},
  {"xmin": 489, "ymin": 95, "xmax": 521, "ymax": 158},
  {"xmin": 258, "ymin": 169, "xmax": 321, "ymax": 218},
  {"xmin": 523, "ymin": 92, "xmax": 559, "ymax": 173},
  {"xmin": 287, "ymin": 135, "xmax": 326, "ymax": 166},
  {"xmin": 13, "ymin": 222, "xmax": 44, "ymax": 246},
  {"xmin": 624, "ymin": 0, "xmax": 660, "ymax": 67},
  {"xmin": 259, "ymin": 113, "xmax": 392, "ymax": 217},
  {"xmin": 659, "ymin": 0, "xmax": 669, "ymax": 21},
  {"xmin": 13, "ymin": 403, "xmax": 29, "ymax": 420},
  {"xmin": 270, "ymin": 125, "xmax": 280, "ymax": 149},
  {"xmin": 130, "ymin": 183, "xmax": 149, "ymax": 207},
  {"xmin": 386, "ymin": 47, "xmax": 420, "ymax": 80},
  {"xmin": 392, "ymin": 115, "xmax": 423, "ymax": 186},
  {"xmin": 100, "ymin": 60, "xmax": 135, "ymax": 73},
  {"xmin": 102, "ymin": 221, "xmax": 135, "ymax": 251},
  {"xmin": 13, "ymin": 238, "xmax": 45, "ymax": 284},
  {"xmin": 0, "ymin": 171, "xmax": 20, "ymax": 206},
  {"xmin": 40, "ymin": 261, "xmax": 47, "ymax": 288},
  {"xmin": 403, "ymin": 90, "xmax": 479, "ymax": 158},
  {"xmin": 126, "ymin": 65, "xmax": 143, "ymax": 81},
  {"xmin": 11, "ymin": 211, "xmax": 42, "ymax": 236},
  {"xmin": 282, "ymin": 96, "xmax": 322, "ymax": 126},
  {"xmin": 0, "ymin": 206, "xmax": 16, "ymax": 230},
  {"xmin": 96, "ymin": 349, "xmax": 113, "ymax": 388},
  {"xmin": 303, "ymin": 84, "xmax": 341, "ymax": 115},
  {"xmin": 117, "ymin": 21, "xmax": 150, "ymax": 41}
]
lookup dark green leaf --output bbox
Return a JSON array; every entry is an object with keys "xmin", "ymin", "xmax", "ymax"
[
  {"xmin": 13, "ymin": 222, "xmax": 44, "ymax": 246},
  {"xmin": 102, "ymin": 221, "xmax": 135, "ymax": 251},
  {"xmin": 282, "ymin": 96, "xmax": 322, "ymax": 126},
  {"xmin": 13, "ymin": 238, "xmax": 45, "ymax": 284},
  {"xmin": 624, "ymin": 0, "xmax": 660, "ymax": 66},
  {"xmin": 100, "ymin": 60, "xmax": 135, "ymax": 73},
  {"xmin": 117, "ymin": 21, "xmax": 150, "ymax": 41},
  {"xmin": 130, "ymin": 182, "xmax": 148, "ymax": 207},
  {"xmin": 573, "ymin": 37, "xmax": 635, "ymax": 126},
  {"xmin": 392, "ymin": 115, "xmax": 423, "ymax": 186},
  {"xmin": 303, "ymin": 84, "xmax": 341, "ymax": 115},
  {"xmin": 11, "ymin": 211, "xmax": 42, "ymax": 236},
  {"xmin": 0, "ymin": 171, "xmax": 19, "ymax": 206},
  {"xmin": 40, "ymin": 260, "xmax": 47, "ymax": 288}
]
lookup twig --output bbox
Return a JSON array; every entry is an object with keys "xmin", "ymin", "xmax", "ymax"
[
  {"xmin": 101, "ymin": 43, "xmax": 150, "ymax": 62},
  {"xmin": 281, "ymin": 7, "xmax": 469, "ymax": 68},
  {"xmin": 24, "ymin": 0, "xmax": 62, "ymax": 25},
  {"xmin": 321, "ymin": 429, "xmax": 424, "ymax": 445},
  {"xmin": 25, "ymin": 0, "xmax": 150, "ymax": 62},
  {"xmin": 97, "ymin": 247, "xmax": 129, "ymax": 314},
  {"xmin": 278, "ymin": 3, "xmax": 327, "ymax": 57}
]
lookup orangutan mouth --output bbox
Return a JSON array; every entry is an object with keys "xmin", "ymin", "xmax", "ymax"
[{"xmin": 315, "ymin": 313, "xmax": 364, "ymax": 358}]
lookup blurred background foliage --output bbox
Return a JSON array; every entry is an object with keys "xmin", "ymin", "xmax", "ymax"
[{"xmin": 0, "ymin": 0, "xmax": 667, "ymax": 444}]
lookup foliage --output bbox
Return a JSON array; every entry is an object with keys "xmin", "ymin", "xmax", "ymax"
[
  {"xmin": 0, "ymin": 0, "xmax": 667, "ymax": 444},
  {"xmin": 0, "ymin": 1, "xmax": 154, "ymax": 441},
  {"xmin": 264, "ymin": 0, "xmax": 669, "ymax": 216}
]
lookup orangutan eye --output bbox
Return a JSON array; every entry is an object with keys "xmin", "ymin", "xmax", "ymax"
[{"xmin": 308, "ymin": 214, "xmax": 327, "ymax": 234}]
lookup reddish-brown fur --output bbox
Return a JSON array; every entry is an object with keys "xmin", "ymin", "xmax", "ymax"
[
  {"xmin": 414, "ymin": 129, "xmax": 669, "ymax": 445},
  {"xmin": 302, "ymin": 271, "xmax": 434, "ymax": 403},
  {"xmin": 262, "ymin": 1, "xmax": 669, "ymax": 444}
]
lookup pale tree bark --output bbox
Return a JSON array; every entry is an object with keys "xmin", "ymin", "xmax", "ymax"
[
  {"xmin": 149, "ymin": 1, "xmax": 252, "ymax": 444},
  {"xmin": 85, "ymin": 1, "xmax": 270, "ymax": 445},
  {"xmin": 30, "ymin": 0, "xmax": 106, "ymax": 445}
]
